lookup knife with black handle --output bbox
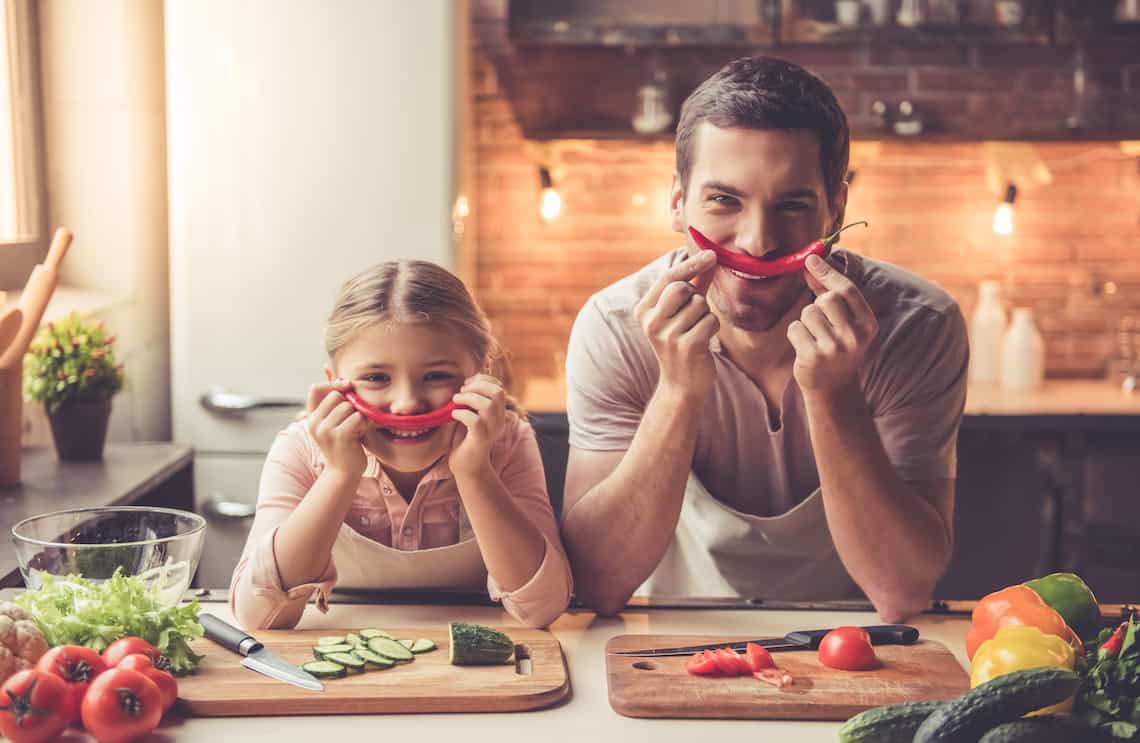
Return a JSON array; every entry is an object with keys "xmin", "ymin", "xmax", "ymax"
[{"xmin": 610, "ymin": 624, "xmax": 919, "ymax": 657}]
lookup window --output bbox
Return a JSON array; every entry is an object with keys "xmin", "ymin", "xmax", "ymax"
[{"xmin": 0, "ymin": 0, "xmax": 44, "ymax": 254}]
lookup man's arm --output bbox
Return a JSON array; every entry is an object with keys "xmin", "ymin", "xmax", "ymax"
[
  {"xmin": 561, "ymin": 251, "xmax": 718, "ymax": 615},
  {"xmin": 561, "ymin": 384, "xmax": 703, "ymax": 615},
  {"xmin": 805, "ymin": 388, "xmax": 953, "ymax": 622},
  {"xmin": 791, "ymin": 254, "xmax": 961, "ymax": 622}
]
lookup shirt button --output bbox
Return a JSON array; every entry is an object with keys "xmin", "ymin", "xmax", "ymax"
[
  {"xmin": 383, "ymin": 486, "xmax": 392, "ymax": 494},
  {"xmin": 402, "ymin": 526, "xmax": 413, "ymax": 537}
]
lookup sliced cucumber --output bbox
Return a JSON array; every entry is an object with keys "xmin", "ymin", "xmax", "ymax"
[
  {"xmin": 398, "ymin": 639, "xmax": 415, "ymax": 650},
  {"xmin": 313, "ymin": 643, "xmax": 356, "ymax": 660},
  {"xmin": 302, "ymin": 660, "xmax": 347, "ymax": 679},
  {"xmin": 345, "ymin": 633, "xmax": 361, "ymax": 648},
  {"xmin": 367, "ymin": 636, "xmax": 414, "ymax": 662},
  {"xmin": 359, "ymin": 628, "xmax": 394, "ymax": 640},
  {"xmin": 410, "ymin": 638, "xmax": 437, "ymax": 654},
  {"xmin": 354, "ymin": 648, "xmax": 396, "ymax": 669},
  {"xmin": 325, "ymin": 652, "xmax": 366, "ymax": 673},
  {"xmin": 316, "ymin": 635, "xmax": 346, "ymax": 646}
]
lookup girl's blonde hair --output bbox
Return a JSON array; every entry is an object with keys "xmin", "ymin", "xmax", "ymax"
[{"xmin": 325, "ymin": 260, "xmax": 523, "ymax": 415}]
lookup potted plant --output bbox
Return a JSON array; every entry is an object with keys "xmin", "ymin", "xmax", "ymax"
[{"xmin": 22, "ymin": 312, "xmax": 124, "ymax": 461}]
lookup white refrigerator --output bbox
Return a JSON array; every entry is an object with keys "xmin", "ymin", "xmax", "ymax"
[{"xmin": 165, "ymin": 1, "xmax": 460, "ymax": 587}]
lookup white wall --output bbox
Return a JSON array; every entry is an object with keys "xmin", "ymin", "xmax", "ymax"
[{"xmin": 33, "ymin": 0, "xmax": 170, "ymax": 443}]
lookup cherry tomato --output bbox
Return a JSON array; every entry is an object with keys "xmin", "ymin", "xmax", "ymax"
[
  {"xmin": 818, "ymin": 626, "xmax": 878, "ymax": 671},
  {"xmin": 0, "ymin": 669, "xmax": 70, "ymax": 743},
  {"xmin": 117, "ymin": 654, "xmax": 177, "ymax": 714},
  {"xmin": 101, "ymin": 637, "xmax": 161, "ymax": 668},
  {"xmin": 685, "ymin": 650, "xmax": 720, "ymax": 676},
  {"xmin": 745, "ymin": 642, "xmax": 775, "ymax": 672},
  {"xmin": 34, "ymin": 644, "xmax": 108, "ymax": 724},
  {"xmin": 81, "ymin": 668, "xmax": 162, "ymax": 743}
]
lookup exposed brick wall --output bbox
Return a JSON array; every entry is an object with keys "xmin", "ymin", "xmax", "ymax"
[{"xmin": 468, "ymin": 3, "xmax": 1140, "ymax": 406}]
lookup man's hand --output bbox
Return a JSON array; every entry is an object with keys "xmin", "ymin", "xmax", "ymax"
[
  {"xmin": 788, "ymin": 254, "xmax": 879, "ymax": 398},
  {"xmin": 634, "ymin": 250, "xmax": 719, "ymax": 402}
]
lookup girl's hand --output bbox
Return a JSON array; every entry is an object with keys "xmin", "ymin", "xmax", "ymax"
[
  {"xmin": 448, "ymin": 374, "xmax": 507, "ymax": 478},
  {"xmin": 306, "ymin": 378, "xmax": 369, "ymax": 478}
]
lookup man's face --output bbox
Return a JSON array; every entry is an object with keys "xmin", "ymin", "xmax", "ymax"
[{"xmin": 671, "ymin": 124, "xmax": 846, "ymax": 332}]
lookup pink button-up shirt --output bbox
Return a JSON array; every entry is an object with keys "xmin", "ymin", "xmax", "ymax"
[{"xmin": 229, "ymin": 412, "xmax": 572, "ymax": 630}]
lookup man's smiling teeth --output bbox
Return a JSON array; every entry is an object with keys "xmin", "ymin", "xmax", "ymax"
[{"xmin": 727, "ymin": 267, "xmax": 767, "ymax": 281}]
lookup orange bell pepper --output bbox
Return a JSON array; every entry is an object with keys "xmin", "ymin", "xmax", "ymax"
[{"xmin": 966, "ymin": 584, "xmax": 1082, "ymax": 660}]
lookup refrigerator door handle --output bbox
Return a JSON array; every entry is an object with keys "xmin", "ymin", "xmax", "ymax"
[{"xmin": 200, "ymin": 389, "xmax": 304, "ymax": 417}]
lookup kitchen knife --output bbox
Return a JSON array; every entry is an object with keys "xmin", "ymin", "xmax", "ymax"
[
  {"xmin": 610, "ymin": 624, "xmax": 919, "ymax": 657},
  {"xmin": 199, "ymin": 613, "xmax": 324, "ymax": 691}
]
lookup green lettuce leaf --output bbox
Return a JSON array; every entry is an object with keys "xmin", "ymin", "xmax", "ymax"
[{"xmin": 14, "ymin": 569, "xmax": 204, "ymax": 675}]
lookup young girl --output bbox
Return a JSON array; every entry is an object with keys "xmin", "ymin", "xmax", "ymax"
[{"xmin": 230, "ymin": 260, "xmax": 572, "ymax": 629}]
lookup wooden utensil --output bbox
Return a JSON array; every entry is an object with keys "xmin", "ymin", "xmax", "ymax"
[
  {"xmin": 0, "ymin": 227, "xmax": 73, "ymax": 370},
  {"xmin": 0, "ymin": 227, "xmax": 72, "ymax": 488},
  {"xmin": 606, "ymin": 633, "xmax": 968, "ymax": 720},
  {"xmin": 0, "ymin": 307, "xmax": 21, "ymax": 357},
  {"xmin": 177, "ymin": 626, "xmax": 569, "ymax": 716}
]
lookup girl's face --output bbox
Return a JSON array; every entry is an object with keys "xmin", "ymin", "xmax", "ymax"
[{"xmin": 329, "ymin": 321, "xmax": 478, "ymax": 475}]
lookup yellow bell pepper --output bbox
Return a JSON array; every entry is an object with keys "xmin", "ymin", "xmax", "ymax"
[{"xmin": 969, "ymin": 625, "xmax": 1077, "ymax": 715}]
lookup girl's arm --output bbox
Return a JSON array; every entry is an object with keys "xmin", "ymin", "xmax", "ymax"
[
  {"xmin": 451, "ymin": 381, "xmax": 572, "ymax": 627},
  {"xmin": 230, "ymin": 382, "xmax": 367, "ymax": 630}
]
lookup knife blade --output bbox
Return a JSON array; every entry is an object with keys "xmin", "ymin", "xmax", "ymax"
[
  {"xmin": 199, "ymin": 613, "xmax": 324, "ymax": 692},
  {"xmin": 610, "ymin": 624, "xmax": 919, "ymax": 657}
]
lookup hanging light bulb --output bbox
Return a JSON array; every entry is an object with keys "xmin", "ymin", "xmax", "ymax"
[
  {"xmin": 992, "ymin": 182, "xmax": 1017, "ymax": 236},
  {"xmin": 539, "ymin": 166, "xmax": 561, "ymax": 221}
]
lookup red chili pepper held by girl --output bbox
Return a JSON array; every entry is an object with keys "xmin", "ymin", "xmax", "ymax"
[
  {"xmin": 344, "ymin": 391, "xmax": 470, "ymax": 430},
  {"xmin": 688, "ymin": 221, "xmax": 868, "ymax": 278}
]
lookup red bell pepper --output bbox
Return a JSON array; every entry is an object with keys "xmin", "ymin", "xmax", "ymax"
[
  {"xmin": 688, "ymin": 221, "xmax": 868, "ymax": 278},
  {"xmin": 344, "ymin": 391, "xmax": 470, "ymax": 431}
]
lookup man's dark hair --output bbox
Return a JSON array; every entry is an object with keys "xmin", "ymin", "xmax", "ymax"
[{"xmin": 676, "ymin": 56, "xmax": 849, "ymax": 204}]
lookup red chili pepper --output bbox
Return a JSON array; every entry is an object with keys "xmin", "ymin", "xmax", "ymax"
[
  {"xmin": 688, "ymin": 221, "xmax": 868, "ymax": 278},
  {"xmin": 344, "ymin": 391, "xmax": 470, "ymax": 430},
  {"xmin": 1098, "ymin": 621, "xmax": 1129, "ymax": 660}
]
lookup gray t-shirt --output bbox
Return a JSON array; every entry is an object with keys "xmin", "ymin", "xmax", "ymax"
[{"xmin": 565, "ymin": 248, "xmax": 969, "ymax": 517}]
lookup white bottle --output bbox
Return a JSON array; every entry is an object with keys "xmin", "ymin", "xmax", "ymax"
[
  {"xmin": 969, "ymin": 280, "xmax": 1006, "ymax": 384},
  {"xmin": 1001, "ymin": 308, "xmax": 1045, "ymax": 393}
]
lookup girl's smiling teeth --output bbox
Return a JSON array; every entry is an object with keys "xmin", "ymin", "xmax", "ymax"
[{"xmin": 378, "ymin": 425, "xmax": 437, "ymax": 441}]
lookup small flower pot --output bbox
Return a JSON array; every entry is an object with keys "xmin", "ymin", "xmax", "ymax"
[{"xmin": 47, "ymin": 397, "xmax": 112, "ymax": 461}]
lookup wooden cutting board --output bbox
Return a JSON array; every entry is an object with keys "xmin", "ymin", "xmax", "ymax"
[
  {"xmin": 178, "ymin": 626, "xmax": 569, "ymax": 716},
  {"xmin": 606, "ymin": 634, "xmax": 969, "ymax": 720}
]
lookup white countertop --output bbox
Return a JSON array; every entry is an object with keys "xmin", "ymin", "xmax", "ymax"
[{"xmin": 155, "ymin": 602, "xmax": 972, "ymax": 742}]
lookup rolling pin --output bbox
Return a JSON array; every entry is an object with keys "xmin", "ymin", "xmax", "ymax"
[
  {"xmin": 0, "ymin": 227, "xmax": 72, "ymax": 370},
  {"xmin": 0, "ymin": 307, "xmax": 21, "ymax": 357}
]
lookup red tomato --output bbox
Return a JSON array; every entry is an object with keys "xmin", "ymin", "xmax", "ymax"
[
  {"xmin": 0, "ymin": 669, "xmax": 70, "ymax": 743},
  {"xmin": 35, "ymin": 644, "xmax": 108, "ymax": 724},
  {"xmin": 101, "ymin": 637, "xmax": 161, "ymax": 668},
  {"xmin": 685, "ymin": 651, "xmax": 720, "ymax": 676},
  {"xmin": 81, "ymin": 668, "xmax": 162, "ymax": 743},
  {"xmin": 117, "ymin": 654, "xmax": 178, "ymax": 714},
  {"xmin": 745, "ymin": 642, "xmax": 774, "ymax": 672},
  {"xmin": 818, "ymin": 626, "xmax": 878, "ymax": 671},
  {"xmin": 715, "ymin": 648, "xmax": 752, "ymax": 675}
]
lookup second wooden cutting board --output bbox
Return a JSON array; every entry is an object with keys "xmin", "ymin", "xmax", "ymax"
[
  {"xmin": 606, "ymin": 634, "xmax": 969, "ymax": 720},
  {"xmin": 178, "ymin": 626, "xmax": 569, "ymax": 716}
]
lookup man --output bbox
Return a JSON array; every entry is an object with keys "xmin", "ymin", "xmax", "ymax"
[{"xmin": 560, "ymin": 56, "xmax": 968, "ymax": 622}]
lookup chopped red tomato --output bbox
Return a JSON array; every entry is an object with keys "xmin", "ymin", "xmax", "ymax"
[
  {"xmin": 685, "ymin": 650, "xmax": 720, "ymax": 676},
  {"xmin": 745, "ymin": 642, "xmax": 774, "ymax": 672}
]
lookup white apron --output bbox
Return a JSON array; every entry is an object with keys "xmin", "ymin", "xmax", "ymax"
[
  {"xmin": 330, "ymin": 502, "xmax": 488, "ymax": 591},
  {"xmin": 638, "ymin": 474, "xmax": 862, "ymax": 600}
]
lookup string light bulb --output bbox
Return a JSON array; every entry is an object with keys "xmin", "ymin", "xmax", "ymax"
[
  {"xmin": 992, "ymin": 182, "xmax": 1017, "ymax": 236},
  {"xmin": 539, "ymin": 167, "xmax": 561, "ymax": 221}
]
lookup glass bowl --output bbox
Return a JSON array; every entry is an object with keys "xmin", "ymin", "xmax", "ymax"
[{"xmin": 11, "ymin": 506, "xmax": 206, "ymax": 607}]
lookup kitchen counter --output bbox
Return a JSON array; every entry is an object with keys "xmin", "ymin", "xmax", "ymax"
[
  {"xmin": 156, "ymin": 601, "xmax": 972, "ymax": 742},
  {"xmin": 0, "ymin": 443, "xmax": 194, "ymax": 587}
]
